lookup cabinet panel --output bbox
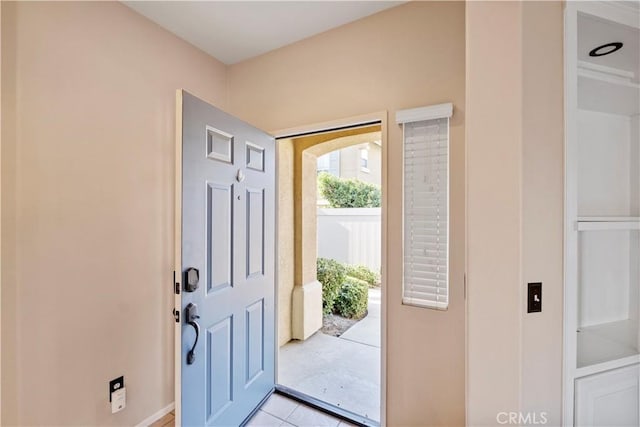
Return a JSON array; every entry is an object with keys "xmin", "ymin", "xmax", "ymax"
[{"xmin": 575, "ymin": 364, "xmax": 639, "ymax": 427}]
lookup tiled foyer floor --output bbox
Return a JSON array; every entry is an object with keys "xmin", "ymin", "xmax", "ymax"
[
  {"xmin": 148, "ymin": 393, "xmax": 355, "ymax": 427},
  {"xmin": 246, "ymin": 393, "xmax": 355, "ymax": 427}
]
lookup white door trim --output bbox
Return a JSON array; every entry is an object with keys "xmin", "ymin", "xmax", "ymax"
[{"xmin": 174, "ymin": 89, "xmax": 184, "ymax": 427}]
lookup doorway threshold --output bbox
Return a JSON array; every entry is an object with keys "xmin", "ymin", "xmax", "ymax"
[{"xmin": 275, "ymin": 385, "xmax": 380, "ymax": 427}]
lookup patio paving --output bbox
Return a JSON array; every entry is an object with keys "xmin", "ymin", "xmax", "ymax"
[
  {"xmin": 339, "ymin": 288, "xmax": 380, "ymax": 347},
  {"xmin": 278, "ymin": 288, "xmax": 381, "ymax": 423}
]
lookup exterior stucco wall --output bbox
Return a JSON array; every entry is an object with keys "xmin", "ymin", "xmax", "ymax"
[
  {"xmin": 336, "ymin": 142, "xmax": 382, "ymax": 186},
  {"xmin": 277, "ymin": 139, "xmax": 295, "ymax": 346}
]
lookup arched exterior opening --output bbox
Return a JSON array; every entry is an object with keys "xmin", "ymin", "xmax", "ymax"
[{"xmin": 277, "ymin": 125, "xmax": 382, "ymax": 343}]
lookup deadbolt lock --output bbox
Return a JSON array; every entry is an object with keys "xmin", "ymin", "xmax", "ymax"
[{"xmin": 184, "ymin": 267, "xmax": 199, "ymax": 293}]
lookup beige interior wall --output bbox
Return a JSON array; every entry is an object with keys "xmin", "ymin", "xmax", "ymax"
[
  {"xmin": 228, "ymin": 2, "xmax": 466, "ymax": 425},
  {"xmin": 1, "ymin": 2, "xmax": 228, "ymax": 425},
  {"xmin": 521, "ymin": 2, "xmax": 564, "ymax": 424},
  {"xmin": 466, "ymin": 3, "xmax": 524, "ymax": 422},
  {"xmin": 466, "ymin": 2, "xmax": 564, "ymax": 425},
  {"xmin": 1, "ymin": 2, "xmax": 18, "ymax": 424}
]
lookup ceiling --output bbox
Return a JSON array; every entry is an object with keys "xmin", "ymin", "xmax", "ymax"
[{"xmin": 123, "ymin": 1, "xmax": 405, "ymax": 65}]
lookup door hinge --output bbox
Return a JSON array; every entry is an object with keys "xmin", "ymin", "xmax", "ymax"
[
  {"xmin": 173, "ymin": 309, "xmax": 180, "ymax": 323},
  {"xmin": 174, "ymin": 271, "xmax": 180, "ymax": 295}
]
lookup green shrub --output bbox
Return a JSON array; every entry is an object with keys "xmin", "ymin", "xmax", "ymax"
[
  {"xmin": 345, "ymin": 264, "xmax": 380, "ymax": 287},
  {"xmin": 344, "ymin": 276, "xmax": 369, "ymax": 288},
  {"xmin": 318, "ymin": 173, "xmax": 381, "ymax": 208},
  {"xmin": 335, "ymin": 278, "xmax": 369, "ymax": 319},
  {"xmin": 316, "ymin": 258, "xmax": 346, "ymax": 314}
]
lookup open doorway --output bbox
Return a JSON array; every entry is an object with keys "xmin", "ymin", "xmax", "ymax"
[{"xmin": 274, "ymin": 121, "xmax": 384, "ymax": 425}]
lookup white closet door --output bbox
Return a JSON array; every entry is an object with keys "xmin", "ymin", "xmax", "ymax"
[{"xmin": 575, "ymin": 364, "xmax": 639, "ymax": 427}]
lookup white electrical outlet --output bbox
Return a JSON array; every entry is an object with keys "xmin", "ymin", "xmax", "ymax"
[{"xmin": 111, "ymin": 387, "xmax": 126, "ymax": 414}]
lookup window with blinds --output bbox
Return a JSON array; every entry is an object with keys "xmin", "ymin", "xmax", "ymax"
[{"xmin": 397, "ymin": 104, "xmax": 451, "ymax": 310}]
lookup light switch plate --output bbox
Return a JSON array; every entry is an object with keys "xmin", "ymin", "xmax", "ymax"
[
  {"xmin": 111, "ymin": 388, "xmax": 126, "ymax": 414},
  {"xmin": 528, "ymin": 282, "xmax": 542, "ymax": 313}
]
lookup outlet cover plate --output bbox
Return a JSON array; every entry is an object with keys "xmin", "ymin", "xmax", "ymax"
[
  {"xmin": 109, "ymin": 376, "xmax": 124, "ymax": 402},
  {"xmin": 111, "ymin": 388, "xmax": 126, "ymax": 414}
]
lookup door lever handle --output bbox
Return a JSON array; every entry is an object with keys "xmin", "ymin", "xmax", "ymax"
[{"xmin": 185, "ymin": 303, "xmax": 200, "ymax": 365}]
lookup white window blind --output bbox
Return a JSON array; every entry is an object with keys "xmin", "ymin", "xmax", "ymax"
[{"xmin": 397, "ymin": 103, "xmax": 451, "ymax": 310}]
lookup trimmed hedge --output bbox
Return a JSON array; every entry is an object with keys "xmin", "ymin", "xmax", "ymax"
[
  {"xmin": 317, "ymin": 258, "xmax": 372, "ymax": 318},
  {"xmin": 318, "ymin": 173, "xmax": 381, "ymax": 208},
  {"xmin": 344, "ymin": 276, "xmax": 368, "ymax": 288},
  {"xmin": 316, "ymin": 258, "xmax": 346, "ymax": 314},
  {"xmin": 335, "ymin": 279, "xmax": 369, "ymax": 319},
  {"xmin": 345, "ymin": 264, "xmax": 380, "ymax": 287}
]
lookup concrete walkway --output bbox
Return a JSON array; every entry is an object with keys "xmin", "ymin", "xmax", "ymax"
[
  {"xmin": 340, "ymin": 288, "xmax": 380, "ymax": 347},
  {"xmin": 279, "ymin": 288, "xmax": 381, "ymax": 423}
]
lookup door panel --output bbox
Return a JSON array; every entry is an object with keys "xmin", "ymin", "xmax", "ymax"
[
  {"xmin": 246, "ymin": 188, "xmax": 265, "ymax": 278},
  {"xmin": 207, "ymin": 182, "xmax": 234, "ymax": 293},
  {"xmin": 179, "ymin": 91, "xmax": 275, "ymax": 427},
  {"xmin": 246, "ymin": 299, "xmax": 265, "ymax": 385},
  {"xmin": 206, "ymin": 317, "xmax": 233, "ymax": 421}
]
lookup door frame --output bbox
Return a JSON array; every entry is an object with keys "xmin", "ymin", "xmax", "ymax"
[
  {"xmin": 271, "ymin": 111, "xmax": 389, "ymax": 426},
  {"xmin": 174, "ymin": 90, "xmax": 183, "ymax": 426}
]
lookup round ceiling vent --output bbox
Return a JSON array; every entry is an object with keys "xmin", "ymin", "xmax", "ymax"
[{"xmin": 589, "ymin": 42, "xmax": 623, "ymax": 57}]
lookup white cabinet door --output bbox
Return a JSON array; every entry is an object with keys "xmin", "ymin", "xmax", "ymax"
[{"xmin": 575, "ymin": 364, "xmax": 639, "ymax": 427}]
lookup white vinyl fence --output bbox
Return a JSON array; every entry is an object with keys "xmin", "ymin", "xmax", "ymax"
[{"xmin": 317, "ymin": 208, "xmax": 381, "ymax": 272}]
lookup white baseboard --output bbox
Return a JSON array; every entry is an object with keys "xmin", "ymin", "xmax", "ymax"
[{"xmin": 135, "ymin": 402, "xmax": 175, "ymax": 427}]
